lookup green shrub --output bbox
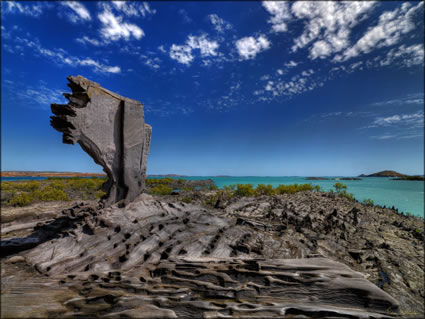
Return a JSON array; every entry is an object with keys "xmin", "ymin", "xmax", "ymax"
[
  {"xmin": 47, "ymin": 179, "xmax": 67, "ymax": 190},
  {"xmin": 340, "ymin": 190, "xmax": 355, "ymax": 202},
  {"xmin": 234, "ymin": 184, "xmax": 256, "ymax": 197},
  {"xmin": 149, "ymin": 184, "xmax": 173, "ymax": 195},
  {"xmin": 9, "ymin": 192, "xmax": 33, "ymax": 206},
  {"xmin": 223, "ymin": 184, "xmax": 236, "ymax": 191},
  {"xmin": 255, "ymin": 184, "xmax": 275, "ymax": 196},
  {"xmin": 275, "ymin": 183, "xmax": 314, "ymax": 194},
  {"xmin": 183, "ymin": 186, "xmax": 195, "ymax": 192},
  {"xmin": 313, "ymin": 185, "xmax": 321, "ymax": 191},
  {"xmin": 36, "ymin": 187, "xmax": 70, "ymax": 201},
  {"xmin": 11, "ymin": 181, "xmax": 41, "ymax": 192},
  {"xmin": 209, "ymin": 185, "xmax": 218, "ymax": 190},
  {"xmin": 362, "ymin": 198, "xmax": 374, "ymax": 206},
  {"xmin": 334, "ymin": 182, "xmax": 347, "ymax": 193}
]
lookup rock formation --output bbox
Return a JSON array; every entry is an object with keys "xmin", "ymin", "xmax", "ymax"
[
  {"xmin": 2, "ymin": 195, "xmax": 404, "ymax": 318},
  {"xmin": 50, "ymin": 75, "xmax": 151, "ymax": 206}
]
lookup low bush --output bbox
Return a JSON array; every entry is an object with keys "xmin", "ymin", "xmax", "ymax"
[
  {"xmin": 35, "ymin": 187, "xmax": 70, "ymax": 201},
  {"xmin": 363, "ymin": 198, "xmax": 374, "ymax": 206},
  {"xmin": 9, "ymin": 192, "xmax": 33, "ymax": 207},
  {"xmin": 275, "ymin": 183, "xmax": 314, "ymax": 194},
  {"xmin": 2, "ymin": 177, "xmax": 105, "ymax": 207},
  {"xmin": 255, "ymin": 184, "xmax": 275, "ymax": 196},
  {"xmin": 234, "ymin": 184, "xmax": 256, "ymax": 197},
  {"xmin": 146, "ymin": 178, "xmax": 173, "ymax": 186},
  {"xmin": 223, "ymin": 184, "xmax": 236, "ymax": 191},
  {"xmin": 340, "ymin": 190, "xmax": 355, "ymax": 202},
  {"xmin": 149, "ymin": 184, "xmax": 173, "ymax": 195},
  {"xmin": 334, "ymin": 182, "xmax": 347, "ymax": 193}
]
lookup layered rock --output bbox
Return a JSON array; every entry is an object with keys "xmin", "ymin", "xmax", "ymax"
[
  {"xmin": 50, "ymin": 75, "xmax": 151, "ymax": 206},
  {"xmin": 2, "ymin": 194, "xmax": 402, "ymax": 318}
]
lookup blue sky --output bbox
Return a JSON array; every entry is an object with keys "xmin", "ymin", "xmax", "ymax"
[{"xmin": 1, "ymin": 1, "xmax": 424, "ymax": 176}]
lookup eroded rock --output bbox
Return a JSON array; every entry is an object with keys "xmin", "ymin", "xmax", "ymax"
[{"xmin": 50, "ymin": 75, "xmax": 151, "ymax": 206}]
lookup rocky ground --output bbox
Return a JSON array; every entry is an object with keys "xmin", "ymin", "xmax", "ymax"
[{"xmin": 1, "ymin": 190, "xmax": 423, "ymax": 318}]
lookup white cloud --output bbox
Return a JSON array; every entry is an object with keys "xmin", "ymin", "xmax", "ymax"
[
  {"xmin": 262, "ymin": 1, "xmax": 291, "ymax": 33},
  {"xmin": 369, "ymin": 111, "xmax": 424, "ymax": 128},
  {"xmin": 76, "ymin": 36, "xmax": 103, "ymax": 47},
  {"xmin": 187, "ymin": 35, "xmax": 219, "ymax": 56},
  {"xmin": 310, "ymin": 41, "xmax": 332, "ymax": 59},
  {"xmin": 13, "ymin": 35, "xmax": 120, "ymax": 74},
  {"xmin": 380, "ymin": 44, "xmax": 424, "ymax": 68},
  {"xmin": 208, "ymin": 14, "xmax": 232, "ymax": 33},
  {"xmin": 235, "ymin": 35, "xmax": 270, "ymax": 60},
  {"xmin": 140, "ymin": 55, "xmax": 161, "ymax": 69},
  {"xmin": 77, "ymin": 58, "xmax": 121, "ymax": 73},
  {"xmin": 111, "ymin": 1, "xmax": 156, "ymax": 17},
  {"xmin": 169, "ymin": 35, "xmax": 219, "ymax": 65},
  {"xmin": 256, "ymin": 68, "xmax": 324, "ymax": 100},
  {"xmin": 158, "ymin": 45, "xmax": 167, "ymax": 53},
  {"xmin": 169, "ymin": 44, "xmax": 194, "ymax": 65},
  {"xmin": 98, "ymin": 7, "xmax": 144, "ymax": 41},
  {"xmin": 371, "ymin": 94, "xmax": 424, "ymax": 107},
  {"xmin": 2, "ymin": 2, "xmax": 45, "ymax": 17},
  {"xmin": 179, "ymin": 9, "xmax": 192, "ymax": 24},
  {"xmin": 335, "ymin": 2, "xmax": 424, "ymax": 62},
  {"xmin": 290, "ymin": 1, "xmax": 376, "ymax": 59},
  {"xmin": 61, "ymin": 2, "xmax": 91, "ymax": 23},
  {"xmin": 284, "ymin": 60, "xmax": 298, "ymax": 68}
]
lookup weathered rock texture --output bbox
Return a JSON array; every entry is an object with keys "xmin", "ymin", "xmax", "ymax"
[
  {"xmin": 2, "ymin": 193, "xmax": 420, "ymax": 318},
  {"xmin": 50, "ymin": 76, "xmax": 151, "ymax": 206}
]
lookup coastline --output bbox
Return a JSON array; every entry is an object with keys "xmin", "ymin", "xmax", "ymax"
[{"xmin": 1, "ymin": 171, "xmax": 105, "ymax": 178}]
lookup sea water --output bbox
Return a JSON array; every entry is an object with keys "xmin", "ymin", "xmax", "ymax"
[
  {"xmin": 3, "ymin": 176, "xmax": 423, "ymax": 217},
  {"xmin": 171, "ymin": 176, "xmax": 424, "ymax": 218}
]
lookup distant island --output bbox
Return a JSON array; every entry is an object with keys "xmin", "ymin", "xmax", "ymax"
[
  {"xmin": 1, "ymin": 171, "xmax": 105, "ymax": 178},
  {"xmin": 358, "ymin": 170, "xmax": 424, "ymax": 180}
]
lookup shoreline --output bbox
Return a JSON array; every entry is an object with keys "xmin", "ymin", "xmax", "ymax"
[{"xmin": 1, "ymin": 171, "xmax": 105, "ymax": 178}]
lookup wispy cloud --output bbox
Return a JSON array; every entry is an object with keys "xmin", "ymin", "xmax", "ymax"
[
  {"xmin": 61, "ymin": 2, "xmax": 91, "ymax": 23},
  {"xmin": 144, "ymin": 100, "xmax": 193, "ymax": 117},
  {"xmin": 254, "ymin": 68, "xmax": 319, "ymax": 100},
  {"xmin": 208, "ymin": 14, "xmax": 232, "ymax": 33},
  {"xmin": 98, "ymin": 5, "xmax": 144, "ymax": 41},
  {"xmin": 366, "ymin": 111, "xmax": 424, "ymax": 129},
  {"xmin": 290, "ymin": 2, "xmax": 376, "ymax": 59},
  {"xmin": 76, "ymin": 36, "xmax": 103, "ymax": 47},
  {"xmin": 3, "ymin": 80, "xmax": 66, "ymax": 110},
  {"xmin": 178, "ymin": 9, "xmax": 192, "ymax": 24},
  {"xmin": 371, "ymin": 132, "xmax": 423, "ymax": 140},
  {"xmin": 334, "ymin": 2, "xmax": 423, "ymax": 62},
  {"xmin": 111, "ymin": 1, "xmax": 156, "ymax": 17},
  {"xmin": 371, "ymin": 93, "xmax": 424, "ymax": 107},
  {"xmin": 13, "ymin": 35, "xmax": 121, "ymax": 74},
  {"xmin": 169, "ymin": 34, "xmax": 219, "ymax": 65},
  {"xmin": 380, "ymin": 44, "xmax": 424, "ymax": 68},
  {"xmin": 2, "ymin": 1, "xmax": 47, "ymax": 17},
  {"xmin": 235, "ymin": 35, "xmax": 270, "ymax": 60}
]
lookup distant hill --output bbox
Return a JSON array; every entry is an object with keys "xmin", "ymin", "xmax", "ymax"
[{"xmin": 359, "ymin": 170, "xmax": 407, "ymax": 177}]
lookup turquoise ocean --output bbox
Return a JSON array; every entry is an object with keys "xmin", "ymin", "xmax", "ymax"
[{"xmin": 2, "ymin": 176, "xmax": 424, "ymax": 217}]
